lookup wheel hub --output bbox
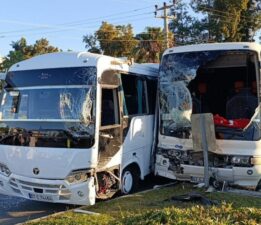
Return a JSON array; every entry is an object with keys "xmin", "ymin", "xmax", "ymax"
[{"xmin": 122, "ymin": 171, "xmax": 133, "ymax": 194}]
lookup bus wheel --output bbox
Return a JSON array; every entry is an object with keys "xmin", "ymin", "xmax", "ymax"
[{"xmin": 121, "ymin": 166, "xmax": 139, "ymax": 194}]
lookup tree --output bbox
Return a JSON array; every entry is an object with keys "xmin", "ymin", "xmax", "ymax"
[
  {"xmin": 1, "ymin": 38, "xmax": 28, "ymax": 70},
  {"xmin": 134, "ymin": 27, "xmax": 166, "ymax": 63},
  {"xmin": 169, "ymin": 0, "xmax": 208, "ymax": 45},
  {"xmin": 1, "ymin": 37, "xmax": 59, "ymax": 70},
  {"xmin": 83, "ymin": 22, "xmax": 138, "ymax": 58},
  {"xmin": 192, "ymin": 0, "xmax": 261, "ymax": 42},
  {"xmin": 239, "ymin": 1, "xmax": 261, "ymax": 41},
  {"xmin": 83, "ymin": 34, "xmax": 101, "ymax": 54},
  {"xmin": 28, "ymin": 38, "xmax": 59, "ymax": 57}
]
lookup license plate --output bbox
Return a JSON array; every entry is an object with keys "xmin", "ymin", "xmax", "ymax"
[
  {"xmin": 28, "ymin": 193, "xmax": 53, "ymax": 202},
  {"xmin": 190, "ymin": 176, "xmax": 204, "ymax": 183}
]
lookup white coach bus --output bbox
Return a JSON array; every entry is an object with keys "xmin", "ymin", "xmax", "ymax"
[
  {"xmin": 0, "ymin": 52, "xmax": 158, "ymax": 205},
  {"xmin": 155, "ymin": 42, "xmax": 261, "ymax": 191}
]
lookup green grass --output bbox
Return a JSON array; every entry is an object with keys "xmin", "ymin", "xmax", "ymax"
[{"xmin": 27, "ymin": 183, "xmax": 261, "ymax": 225}]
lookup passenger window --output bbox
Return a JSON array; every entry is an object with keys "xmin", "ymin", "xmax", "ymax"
[
  {"xmin": 121, "ymin": 75, "xmax": 147, "ymax": 116},
  {"xmin": 101, "ymin": 88, "xmax": 119, "ymax": 126},
  {"xmin": 146, "ymin": 78, "xmax": 157, "ymax": 114}
]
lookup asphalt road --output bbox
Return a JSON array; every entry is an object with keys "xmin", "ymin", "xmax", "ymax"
[
  {"xmin": 0, "ymin": 194, "xmax": 75, "ymax": 225},
  {"xmin": 0, "ymin": 175, "xmax": 172, "ymax": 225}
]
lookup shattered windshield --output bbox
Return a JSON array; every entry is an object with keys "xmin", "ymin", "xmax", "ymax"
[
  {"xmin": 0, "ymin": 87, "xmax": 92, "ymax": 121},
  {"xmin": 159, "ymin": 50, "xmax": 260, "ymax": 140},
  {"xmin": 159, "ymin": 51, "xmax": 220, "ymax": 138},
  {"xmin": 0, "ymin": 67, "xmax": 96, "ymax": 148}
]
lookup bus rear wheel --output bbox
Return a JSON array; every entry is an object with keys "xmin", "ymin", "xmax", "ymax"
[{"xmin": 121, "ymin": 166, "xmax": 139, "ymax": 194}]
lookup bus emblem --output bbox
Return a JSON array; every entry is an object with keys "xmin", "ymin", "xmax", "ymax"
[{"xmin": 33, "ymin": 168, "xmax": 40, "ymax": 175}]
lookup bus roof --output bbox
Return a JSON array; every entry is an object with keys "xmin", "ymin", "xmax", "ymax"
[
  {"xmin": 9, "ymin": 52, "xmax": 119, "ymax": 71},
  {"xmin": 129, "ymin": 63, "xmax": 158, "ymax": 77},
  {"xmin": 163, "ymin": 42, "xmax": 261, "ymax": 56},
  {"xmin": 9, "ymin": 52, "xmax": 158, "ymax": 77}
]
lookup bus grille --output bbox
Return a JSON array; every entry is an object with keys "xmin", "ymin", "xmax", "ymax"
[{"xmin": 9, "ymin": 178, "xmax": 71, "ymax": 198}]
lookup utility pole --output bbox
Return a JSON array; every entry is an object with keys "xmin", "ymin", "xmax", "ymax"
[
  {"xmin": 208, "ymin": 0, "xmax": 211, "ymax": 42},
  {"xmin": 155, "ymin": 1, "xmax": 176, "ymax": 49}
]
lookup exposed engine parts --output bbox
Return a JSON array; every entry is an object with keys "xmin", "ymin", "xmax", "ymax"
[
  {"xmin": 157, "ymin": 148, "xmax": 253, "ymax": 173},
  {"xmin": 96, "ymin": 170, "xmax": 119, "ymax": 199}
]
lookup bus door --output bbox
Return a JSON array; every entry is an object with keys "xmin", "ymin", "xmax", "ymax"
[{"xmin": 98, "ymin": 70, "xmax": 123, "ymax": 169}]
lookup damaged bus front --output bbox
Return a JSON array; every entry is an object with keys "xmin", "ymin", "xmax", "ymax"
[
  {"xmin": 0, "ymin": 52, "xmax": 158, "ymax": 205},
  {"xmin": 155, "ymin": 43, "xmax": 261, "ymax": 190}
]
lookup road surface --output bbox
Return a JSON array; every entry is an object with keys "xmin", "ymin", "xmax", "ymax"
[
  {"xmin": 0, "ymin": 194, "xmax": 74, "ymax": 225},
  {"xmin": 0, "ymin": 175, "xmax": 171, "ymax": 225}
]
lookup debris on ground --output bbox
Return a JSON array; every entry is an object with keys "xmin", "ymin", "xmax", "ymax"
[
  {"xmin": 166, "ymin": 192, "xmax": 218, "ymax": 206},
  {"xmin": 74, "ymin": 209, "xmax": 100, "ymax": 215}
]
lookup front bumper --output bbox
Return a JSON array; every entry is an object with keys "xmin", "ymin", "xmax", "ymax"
[
  {"xmin": 0, "ymin": 174, "xmax": 96, "ymax": 205},
  {"xmin": 155, "ymin": 155, "xmax": 261, "ymax": 189}
]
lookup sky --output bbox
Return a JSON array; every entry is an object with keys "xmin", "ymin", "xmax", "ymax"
[{"xmin": 0, "ymin": 0, "xmax": 169, "ymax": 56}]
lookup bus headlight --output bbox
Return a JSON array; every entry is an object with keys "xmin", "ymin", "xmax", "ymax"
[
  {"xmin": 66, "ymin": 169, "xmax": 92, "ymax": 184},
  {"xmin": 0, "ymin": 163, "xmax": 11, "ymax": 177},
  {"xmin": 251, "ymin": 157, "xmax": 261, "ymax": 165},
  {"xmin": 231, "ymin": 156, "xmax": 251, "ymax": 167}
]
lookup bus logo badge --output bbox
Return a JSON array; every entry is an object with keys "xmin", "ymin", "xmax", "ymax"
[{"xmin": 33, "ymin": 168, "xmax": 40, "ymax": 175}]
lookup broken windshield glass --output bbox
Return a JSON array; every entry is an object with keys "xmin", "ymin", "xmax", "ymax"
[
  {"xmin": 159, "ymin": 50, "xmax": 260, "ymax": 140},
  {"xmin": 0, "ymin": 67, "xmax": 96, "ymax": 148}
]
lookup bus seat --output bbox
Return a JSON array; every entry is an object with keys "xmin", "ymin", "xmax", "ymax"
[{"xmin": 226, "ymin": 89, "xmax": 257, "ymax": 119}]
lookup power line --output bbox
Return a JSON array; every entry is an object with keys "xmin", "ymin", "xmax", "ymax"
[
  {"xmin": 96, "ymin": 39, "xmax": 164, "ymax": 42},
  {"xmin": 199, "ymin": 5, "xmax": 261, "ymax": 21},
  {"xmin": 0, "ymin": 7, "xmax": 153, "ymax": 36},
  {"xmin": 59, "ymin": 6, "xmax": 152, "ymax": 26},
  {"xmin": 0, "ymin": 15, "xmax": 157, "ymax": 39}
]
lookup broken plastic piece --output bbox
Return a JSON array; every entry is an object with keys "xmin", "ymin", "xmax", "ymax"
[
  {"xmin": 74, "ymin": 209, "xmax": 100, "ymax": 215},
  {"xmin": 193, "ymin": 183, "xmax": 205, "ymax": 188},
  {"xmin": 167, "ymin": 192, "xmax": 218, "ymax": 206},
  {"xmin": 205, "ymin": 186, "xmax": 215, "ymax": 193}
]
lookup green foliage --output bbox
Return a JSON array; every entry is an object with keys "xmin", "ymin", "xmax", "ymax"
[
  {"xmin": 83, "ymin": 22, "xmax": 138, "ymax": 58},
  {"xmin": 119, "ymin": 204, "xmax": 261, "ymax": 225},
  {"xmin": 82, "ymin": 34, "xmax": 101, "ymax": 54},
  {"xmin": 134, "ymin": 27, "xmax": 166, "ymax": 63},
  {"xmin": 209, "ymin": 0, "xmax": 248, "ymax": 41},
  {"xmin": 83, "ymin": 22, "xmax": 166, "ymax": 62},
  {"xmin": 192, "ymin": 0, "xmax": 261, "ymax": 42},
  {"xmin": 27, "ymin": 183, "xmax": 261, "ymax": 225},
  {"xmin": 170, "ymin": 0, "xmax": 208, "ymax": 45},
  {"xmin": 1, "ymin": 37, "xmax": 59, "ymax": 70}
]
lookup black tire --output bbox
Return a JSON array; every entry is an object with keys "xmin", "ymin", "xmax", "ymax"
[{"xmin": 121, "ymin": 166, "xmax": 140, "ymax": 194}]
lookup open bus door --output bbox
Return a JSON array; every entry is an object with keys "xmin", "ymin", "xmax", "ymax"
[{"xmin": 96, "ymin": 70, "xmax": 123, "ymax": 198}]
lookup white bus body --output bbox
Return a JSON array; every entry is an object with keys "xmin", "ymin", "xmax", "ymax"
[
  {"xmin": 155, "ymin": 42, "xmax": 261, "ymax": 190},
  {"xmin": 0, "ymin": 52, "xmax": 158, "ymax": 205}
]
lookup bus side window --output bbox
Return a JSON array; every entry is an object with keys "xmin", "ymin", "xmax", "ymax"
[
  {"xmin": 101, "ymin": 88, "xmax": 119, "ymax": 126},
  {"xmin": 121, "ymin": 75, "xmax": 147, "ymax": 116},
  {"xmin": 146, "ymin": 78, "xmax": 157, "ymax": 114}
]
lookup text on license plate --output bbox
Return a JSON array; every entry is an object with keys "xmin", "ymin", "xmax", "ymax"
[{"xmin": 28, "ymin": 193, "xmax": 53, "ymax": 202}]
